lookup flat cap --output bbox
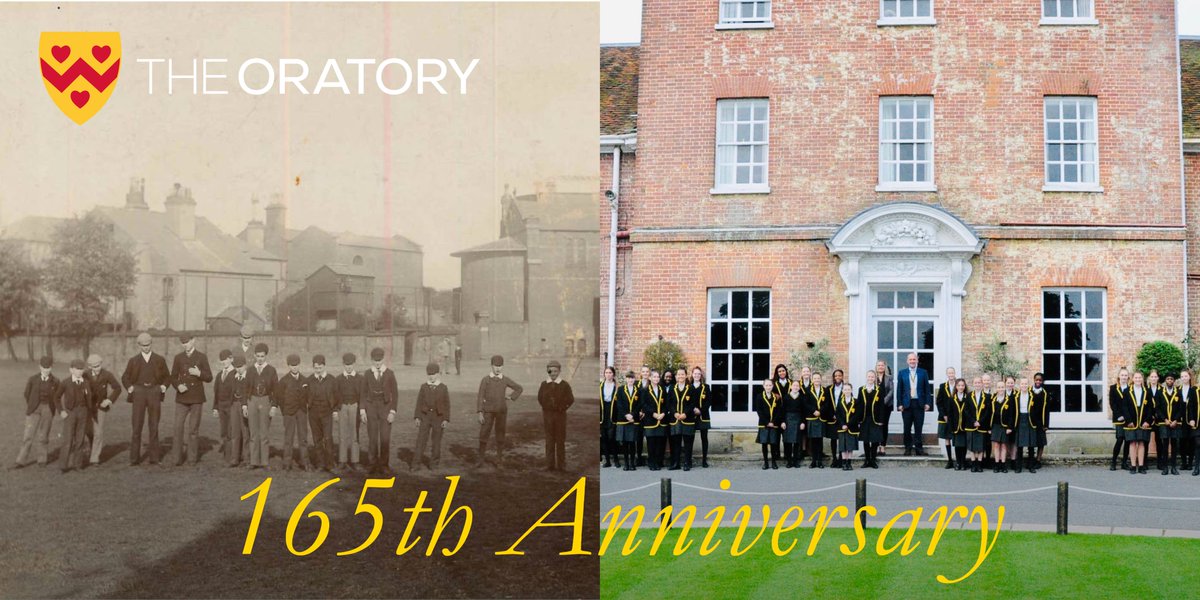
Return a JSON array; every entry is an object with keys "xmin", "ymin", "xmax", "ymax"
[
  {"xmin": 312, "ymin": 354, "xmax": 326, "ymax": 365},
  {"xmin": 70, "ymin": 358, "xmax": 85, "ymax": 370},
  {"xmin": 218, "ymin": 349, "xmax": 232, "ymax": 360},
  {"xmin": 426, "ymin": 362, "xmax": 440, "ymax": 375},
  {"xmin": 232, "ymin": 355, "xmax": 246, "ymax": 368},
  {"xmin": 342, "ymin": 352, "xmax": 356, "ymax": 365},
  {"xmin": 239, "ymin": 324, "xmax": 254, "ymax": 338},
  {"xmin": 370, "ymin": 347, "xmax": 385, "ymax": 361},
  {"xmin": 286, "ymin": 353, "xmax": 301, "ymax": 366},
  {"xmin": 39, "ymin": 356, "xmax": 53, "ymax": 369},
  {"xmin": 254, "ymin": 342, "xmax": 269, "ymax": 354},
  {"xmin": 178, "ymin": 333, "xmax": 194, "ymax": 343},
  {"xmin": 547, "ymin": 360, "xmax": 561, "ymax": 369},
  {"xmin": 490, "ymin": 355, "xmax": 504, "ymax": 367},
  {"xmin": 86, "ymin": 354, "xmax": 103, "ymax": 368},
  {"xmin": 136, "ymin": 332, "xmax": 152, "ymax": 345}
]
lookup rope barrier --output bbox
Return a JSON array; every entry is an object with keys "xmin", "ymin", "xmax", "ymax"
[
  {"xmin": 598, "ymin": 482, "xmax": 660, "ymax": 497},
  {"xmin": 1071, "ymin": 486, "xmax": 1200, "ymax": 502},
  {"xmin": 673, "ymin": 482, "xmax": 855, "ymax": 496},
  {"xmin": 866, "ymin": 482, "xmax": 1057, "ymax": 497}
]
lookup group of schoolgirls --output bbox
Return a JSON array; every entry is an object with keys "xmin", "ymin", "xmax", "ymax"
[
  {"xmin": 599, "ymin": 365, "xmax": 713, "ymax": 471},
  {"xmin": 1107, "ymin": 367, "xmax": 1199, "ymax": 476},
  {"xmin": 929, "ymin": 368, "xmax": 1050, "ymax": 474},
  {"xmin": 754, "ymin": 364, "xmax": 889, "ymax": 471}
]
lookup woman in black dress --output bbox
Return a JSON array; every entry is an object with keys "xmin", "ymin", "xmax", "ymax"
[
  {"xmin": 756, "ymin": 377, "xmax": 783, "ymax": 469},
  {"xmin": 614, "ymin": 370, "xmax": 640, "ymax": 471},
  {"xmin": 1108, "ymin": 367, "xmax": 1131, "ymax": 471},
  {"xmin": 668, "ymin": 368, "xmax": 697, "ymax": 471},
  {"xmin": 874, "ymin": 361, "xmax": 893, "ymax": 456},
  {"xmin": 826, "ymin": 369, "xmax": 845, "ymax": 468},
  {"xmin": 1124, "ymin": 370, "xmax": 1152, "ymax": 474},
  {"xmin": 859, "ymin": 369, "xmax": 885, "ymax": 469},
  {"xmin": 691, "ymin": 366, "xmax": 712, "ymax": 468},
  {"xmin": 600, "ymin": 366, "xmax": 618, "ymax": 468},
  {"xmin": 1144, "ymin": 370, "xmax": 1164, "ymax": 473}
]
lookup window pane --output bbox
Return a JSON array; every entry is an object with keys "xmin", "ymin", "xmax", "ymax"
[
  {"xmin": 732, "ymin": 291, "xmax": 748, "ymax": 318},
  {"xmin": 732, "ymin": 354, "xmax": 749, "ymax": 381},
  {"xmin": 1043, "ymin": 353, "xmax": 1061, "ymax": 381},
  {"xmin": 899, "ymin": 101, "xmax": 913, "ymax": 119},
  {"xmin": 731, "ymin": 384, "xmax": 749, "ymax": 412},
  {"xmin": 1048, "ymin": 164, "xmax": 1061, "ymax": 182},
  {"xmin": 1043, "ymin": 291, "xmax": 1061, "ymax": 318},
  {"xmin": 753, "ymin": 102, "xmax": 767, "ymax": 120},
  {"xmin": 1085, "ymin": 353, "xmax": 1104, "ymax": 382},
  {"xmin": 710, "ymin": 322, "xmax": 728, "ymax": 350},
  {"xmin": 1048, "ymin": 385, "xmax": 1063, "ymax": 412},
  {"xmin": 712, "ymin": 384, "xmax": 729, "ymax": 411},
  {"xmin": 1046, "ymin": 100, "xmax": 1060, "ymax": 119},
  {"xmin": 752, "ymin": 322, "xmax": 770, "ymax": 350},
  {"xmin": 712, "ymin": 354, "xmax": 729, "ymax": 381},
  {"xmin": 878, "ymin": 291, "xmax": 895, "ymax": 309},
  {"xmin": 1064, "ymin": 322, "xmax": 1083, "ymax": 351},
  {"xmin": 917, "ymin": 291, "xmax": 935, "ymax": 308},
  {"xmin": 1065, "ymin": 385, "xmax": 1082, "ymax": 412},
  {"xmin": 752, "ymin": 290, "xmax": 770, "ymax": 318},
  {"xmin": 1064, "ymin": 353, "xmax": 1082, "ymax": 380},
  {"xmin": 1063, "ymin": 291, "xmax": 1082, "ymax": 318},
  {"xmin": 711, "ymin": 290, "xmax": 729, "ymax": 319},
  {"xmin": 917, "ymin": 321, "xmax": 934, "ymax": 350},
  {"xmin": 753, "ymin": 353, "xmax": 771, "ymax": 381},
  {"xmin": 898, "ymin": 291, "xmax": 915, "ymax": 309},
  {"xmin": 1044, "ymin": 322, "xmax": 1061, "ymax": 350},
  {"xmin": 878, "ymin": 320, "xmax": 895, "ymax": 349},
  {"xmin": 732, "ymin": 322, "xmax": 748, "ymax": 349},
  {"xmin": 1086, "ymin": 384, "xmax": 1102, "ymax": 412},
  {"xmin": 916, "ymin": 0, "xmax": 931, "ymax": 16},
  {"xmin": 1063, "ymin": 101, "xmax": 1077, "ymax": 119},
  {"xmin": 897, "ymin": 321, "xmax": 915, "ymax": 349},
  {"xmin": 1085, "ymin": 290, "xmax": 1102, "ymax": 318},
  {"xmin": 1085, "ymin": 322, "xmax": 1103, "ymax": 350}
]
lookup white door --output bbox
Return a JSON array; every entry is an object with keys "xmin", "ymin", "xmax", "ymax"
[{"xmin": 871, "ymin": 287, "xmax": 940, "ymax": 415}]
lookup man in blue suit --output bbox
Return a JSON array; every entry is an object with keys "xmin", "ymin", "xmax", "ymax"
[{"xmin": 895, "ymin": 352, "xmax": 931, "ymax": 456}]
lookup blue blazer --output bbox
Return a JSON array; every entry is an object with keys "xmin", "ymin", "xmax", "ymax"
[{"xmin": 896, "ymin": 367, "xmax": 931, "ymax": 410}]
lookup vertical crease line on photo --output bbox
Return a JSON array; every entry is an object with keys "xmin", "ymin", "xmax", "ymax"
[
  {"xmin": 284, "ymin": 3, "xmax": 292, "ymax": 223},
  {"xmin": 382, "ymin": 2, "xmax": 395, "ymax": 289}
]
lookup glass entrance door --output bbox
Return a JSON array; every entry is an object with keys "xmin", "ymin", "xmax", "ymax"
[{"xmin": 872, "ymin": 288, "xmax": 939, "ymax": 397}]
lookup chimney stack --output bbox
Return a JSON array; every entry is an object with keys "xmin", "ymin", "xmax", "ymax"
[
  {"xmin": 125, "ymin": 177, "xmax": 147, "ymax": 210},
  {"xmin": 164, "ymin": 183, "xmax": 196, "ymax": 240},
  {"xmin": 264, "ymin": 194, "xmax": 287, "ymax": 256}
]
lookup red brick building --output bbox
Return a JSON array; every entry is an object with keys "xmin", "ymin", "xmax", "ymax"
[{"xmin": 602, "ymin": 1, "xmax": 1190, "ymax": 442}]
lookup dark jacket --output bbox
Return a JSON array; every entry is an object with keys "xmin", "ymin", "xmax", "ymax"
[
  {"xmin": 364, "ymin": 367, "xmax": 399, "ymax": 412},
  {"xmin": 601, "ymin": 382, "xmax": 617, "ymax": 426},
  {"xmin": 213, "ymin": 367, "xmax": 236, "ymax": 410},
  {"xmin": 993, "ymin": 393, "xmax": 1017, "ymax": 430},
  {"xmin": 858, "ymin": 385, "xmax": 886, "ymax": 427},
  {"xmin": 803, "ymin": 383, "xmax": 828, "ymax": 422},
  {"xmin": 693, "ymin": 383, "xmax": 712, "ymax": 424},
  {"xmin": 247, "ymin": 363, "xmax": 278, "ymax": 398},
  {"xmin": 947, "ymin": 393, "xmax": 969, "ymax": 434},
  {"xmin": 24, "ymin": 373, "xmax": 60, "ymax": 415},
  {"xmin": 614, "ymin": 384, "xmax": 638, "ymax": 426},
  {"xmin": 273, "ymin": 372, "xmax": 309, "ymax": 415},
  {"xmin": 476, "ymin": 373, "xmax": 521, "ymax": 414},
  {"xmin": 58, "ymin": 377, "xmax": 92, "ymax": 412},
  {"xmin": 121, "ymin": 352, "xmax": 170, "ymax": 393},
  {"xmin": 818, "ymin": 385, "xmax": 838, "ymax": 424},
  {"xmin": 1108, "ymin": 384, "xmax": 1130, "ymax": 426},
  {"xmin": 834, "ymin": 390, "xmax": 863, "ymax": 435},
  {"xmin": 415, "ymin": 382, "xmax": 451, "ymax": 421},
  {"xmin": 1123, "ymin": 386, "xmax": 1154, "ymax": 430},
  {"xmin": 85, "ymin": 368, "xmax": 122, "ymax": 415},
  {"xmin": 935, "ymin": 381, "xmax": 955, "ymax": 425},
  {"xmin": 335, "ymin": 371, "xmax": 365, "ymax": 410},
  {"xmin": 1156, "ymin": 386, "xmax": 1184, "ymax": 427},
  {"xmin": 171, "ymin": 350, "xmax": 213, "ymax": 405},
  {"xmin": 638, "ymin": 383, "xmax": 666, "ymax": 430},
  {"xmin": 755, "ymin": 391, "xmax": 784, "ymax": 430},
  {"xmin": 538, "ymin": 379, "xmax": 575, "ymax": 413},
  {"xmin": 1185, "ymin": 385, "xmax": 1200, "ymax": 426},
  {"xmin": 895, "ymin": 366, "xmax": 930, "ymax": 410},
  {"xmin": 306, "ymin": 373, "xmax": 338, "ymax": 414},
  {"xmin": 1027, "ymin": 387, "xmax": 1051, "ymax": 430},
  {"xmin": 970, "ymin": 391, "xmax": 993, "ymax": 431},
  {"xmin": 229, "ymin": 372, "xmax": 250, "ymax": 408},
  {"xmin": 665, "ymin": 384, "xmax": 695, "ymax": 425}
]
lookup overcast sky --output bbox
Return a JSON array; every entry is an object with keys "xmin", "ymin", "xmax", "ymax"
[{"xmin": 601, "ymin": 0, "xmax": 1200, "ymax": 43}]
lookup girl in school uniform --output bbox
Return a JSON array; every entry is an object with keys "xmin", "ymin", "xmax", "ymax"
[
  {"xmin": 1145, "ymin": 370, "xmax": 1164, "ymax": 472},
  {"xmin": 1123, "ymin": 370, "xmax": 1153, "ymax": 474},
  {"xmin": 835, "ymin": 381, "xmax": 863, "ymax": 471},
  {"xmin": 600, "ymin": 366, "xmax": 618, "ymax": 468},
  {"xmin": 990, "ymin": 376, "xmax": 1016, "ymax": 473},
  {"xmin": 660, "ymin": 369, "xmax": 676, "ymax": 468},
  {"xmin": 874, "ymin": 361, "xmax": 894, "ymax": 456},
  {"xmin": 796, "ymin": 366, "xmax": 814, "ymax": 464},
  {"xmin": 1014, "ymin": 377, "xmax": 1037, "ymax": 473},
  {"xmin": 668, "ymin": 368, "xmax": 698, "ymax": 471},
  {"xmin": 1024, "ymin": 374, "xmax": 1050, "ymax": 473},
  {"xmin": 1181, "ymin": 369, "xmax": 1196, "ymax": 473},
  {"xmin": 859, "ymin": 369, "xmax": 885, "ymax": 469},
  {"xmin": 639, "ymin": 369, "xmax": 667, "ymax": 471},
  {"xmin": 826, "ymin": 369, "xmax": 845, "ymax": 468},
  {"xmin": 772, "ymin": 364, "xmax": 792, "ymax": 400},
  {"xmin": 614, "ymin": 370, "xmax": 640, "ymax": 471},
  {"xmin": 1157, "ymin": 370, "xmax": 1184, "ymax": 476},
  {"xmin": 1108, "ymin": 367, "xmax": 1132, "ymax": 471},
  {"xmin": 756, "ymin": 377, "xmax": 783, "ymax": 470},
  {"xmin": 968, "ymin": 376, "xmax": 992, "ymax": 473},
  {"xmin": 949, "ymin": 378, "xmax": 969, "ymax": 471},
  {"xmin": 691, "ymin": 366, "xmax": 712, "ymax": 468},
  {"xmin": 806, "ymin": 372, "xmax": 828, "ymax": 468},
  {"xmin": 1185, "ymin": 369, "xmax": 1200, "ymax": 475},
  {"xmin": 936, "ymin": 368, "xmax": 957, "ymax": 470},
  {"xmin": 783, "ymin": 380, "xmax": 806, "ymax": 468}
]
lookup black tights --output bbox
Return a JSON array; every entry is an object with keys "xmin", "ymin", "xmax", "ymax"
[
  {"xmin": 1111, "ymin": 437, "xmax": 1128, "ymax": 464},
  {"xmin": 761, "ymin": 442, "xmax": 780, "ymax": 463}
]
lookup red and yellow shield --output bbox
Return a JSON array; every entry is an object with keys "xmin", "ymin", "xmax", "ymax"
[{"xmin": 39, "ymin": 32, "xmax": 121, "ymax": 125}]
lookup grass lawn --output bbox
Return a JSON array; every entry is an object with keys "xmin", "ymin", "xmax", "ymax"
[{"xmin": 601, "ymin": 527, "xmax": 1194, "ymax": 598}]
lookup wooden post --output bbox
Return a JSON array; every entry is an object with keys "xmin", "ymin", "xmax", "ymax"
[
  {"xmin": 1056, "ymin": 481, "xmax": 1068, "ymax": 535},
  {"xmin": 855, "ymin": 478, "xmax": 867, "ymax": 530}
]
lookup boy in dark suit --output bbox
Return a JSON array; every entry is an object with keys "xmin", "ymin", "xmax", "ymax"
[
  {"xmin": 334, "ymin": 353, "xmax": 364, "ymax": 471},
  {"xmin": 306, "ymin": 355, "xmax": 337, "ymax": 472},
  {"xmin": 122, "ymin": 332, "xmax": 171, "ymax": 466},
  {"xmin": 85, "ymin": 354, "xmax": 122, "ymax": 466},
  {"xmin": 413, "ymin": 362, "xmax": 450, "ymax": 470},
  {"xmin": 171, "ymin": 334, "xmax": 212, "ymax": 466},
  {"xmin": 362, "ymin": 347, "xmax": 398, "ymax": 475},
  {"xmin": 15, "ymin": 356, "xmax": 58, "ymax": 468},
  {"xmin": 246, "ymin": 343, "xmax": 279, "ymax": 469},
  {"xmin": 539, "ymin": 360, "xmax": 575, "ymax": 472},
  {"xmin": 57, "ymin": 359, "xmax": 92, "ymax": 473},
  {"xmin": 212, "ymin": 349, "xmax": 235, "ymax": 459},
  {"xmin": 275, "ymin": 354, "xmax": 310, "ymax": 471}
]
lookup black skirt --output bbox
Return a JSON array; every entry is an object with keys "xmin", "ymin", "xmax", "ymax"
[
  {"xmin": 1016, "ymin": 416, "xmax": 1037, "ymax": 448},
  {"xmin": 937, "ymin": 422, "xmax": 949, "ymax": 439},
  {"xmin": 783, "ymin": 413, "xmax": 804, "ymax": 443},
  {"xmin": 696, "ymin": 419, "xmax": 711, "ymax": 431},
  {"xmin": 824, "ymin": 421, "xmax": 838, "ymax": 440},
  {"xmin": 952, "ymin": 432, "xmax": 968, "ymax": 447},
  {"xmin": 756, "ymin": 427, "xmax": 781, "ymax": 444},
  {"xmin": 615, "ymin": 424, "xmax": 638, "ymax": 443},
  {"xmin": 862, "ymin": 420, "xmax": 885, "ymax": 444},
  {"xmin": 806, "ymin": 419, "xmax": 824, "ymax": 439},
  {"xmin": 644, "ymin": 425, "xmax": 667, "ymax": 438},
  {"xmin": 1125, "ymin": 427, "xmax": 1151, "ymax": 443},
  {"xmin": 671, "ymin": 422, "xmax": 695, "ymax": 436},
  {"xmin": 1158, "ymin": 425, "xmax": 1183, "ymax": 440},
  {"xmin": 1113, "ymin": 425, "xmax": 1125, "ymax": 440},
  {"xmin": 838, "ymin": 431, "xmax": 858, "ymax": 453},
  {"xmin": 990, "ymin": 423, "xmax": 1008, "ymax": 442},
  {"xmin": 969, "ymin": 431, "xmax": 989, "ymax": 452}
]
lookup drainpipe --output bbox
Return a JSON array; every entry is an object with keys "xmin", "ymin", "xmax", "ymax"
[
  {"xmin": 1176, "ymin": 10, "xmax": 1189, "ymax": 343},
  {"xmin": 606, "ymin": 146, "xmax": 621, "ymax": 367}
]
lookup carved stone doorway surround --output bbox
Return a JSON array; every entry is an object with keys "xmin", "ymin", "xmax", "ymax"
[{"xmin": 827, "ymin": 202, "xmax": 985, "ymax": 385}]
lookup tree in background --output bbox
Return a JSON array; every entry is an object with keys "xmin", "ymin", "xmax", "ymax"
[
  {"xmin": 977, "ymin": 335, "xmax": 1029, "ymax": 380},
  {"xmin": 643, "ymin": 336, "xmax": 686, "ymax": 376},
  {"xmin": 1135, "ymin": 341, "xmax": 1187, "ymax": 380},
  {"xmin": 43, "ymin": 213, "xmax": 136, "ymax": 354},
  {"xmin": 376, "ymin": 293, "xmax": 409, "ymax": 331},
  {"xmin": 790, "ymin": 337, "xmax": 834, "ymax": 377},
  {"xmin": 0, "ymin": 242, "xmax": 43, "ymax": 360}
]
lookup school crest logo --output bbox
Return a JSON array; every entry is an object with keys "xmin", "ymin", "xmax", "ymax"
[{"xmin": 39, "ymin": 32, "xmax": 121, "ymax": 125}]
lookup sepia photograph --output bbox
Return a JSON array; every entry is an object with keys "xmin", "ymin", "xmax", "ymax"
[{"xmin": 0, "ymin": 2, "xmax": 600, "ymax": 598}]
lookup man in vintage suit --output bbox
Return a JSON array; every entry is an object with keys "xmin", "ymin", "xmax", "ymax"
[
  {"xmin": 57, "ymin": 359, "xmax": 92, "ymax": 473},
  {"xmin": 895, "ymin": 352, "xmax": 932, "ymax": 456},
  {"xmin": 246, "ymin": 342, "xmax": 279, "ymax": 469},
  {"xmin": 334, "ymin": 352, "xmax": 364, "ymax": 471},
  {"xmin": 412, "ymin": 362, "xmax": 450, "ymax": 471},
  {"xmin": 170, "ymin": 334, "xmax": 213, "ymax": 466},
  {"xmin": 122, "ymin": 332, "xmax": 171, "ymax": 465},
  {"xmin": 538, "ymin": 360, "xmax": 574, "ymax": 471},
  {"xmin": 211, "ymin": 349, "xmax": 236, "ymax": 459},
  {"xmin": 84, "ymin": 354, "xmax": 122, "ymax": 466},
  {"xmin": 361, "ymin": 347, "xmax": 398, "ymax": 475},
  {"xmin": 275, "ymin": 353, "xmax": 310, "ymax": 471},
  {"xmin": 14, "ymin": 356, "xmax": 58, "ymax": 468},
  {"xmin": 306, "ymin": 354, "xmax": 337, "ymax": 472},
  {"xmin": 476, "ymin": 354, "xmax": 523, "ymax": 467}
]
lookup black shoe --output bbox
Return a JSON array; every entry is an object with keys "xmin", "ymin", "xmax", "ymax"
[
  {"xmin": 945, "ymin": 460, "xmax": 954, "ymax": 470},
  {"xmin": 1139, "ymin": 466, "xmax": 1147, "ymax": 474},
  {"xmin": 1013, "ymin": 462, "xmax": 1022, "ymax": 473},
  {"xmin": 668, "ymin": 465, "xmax": 680, "ymax": 471},
  {"xmin": 818, "ymin": 460, "xmax": 826, "ymax": 469},
  {"xmin": 1000, "ymin": 463, "xmax": 1008, "ymax": 473},
  {"xmin": 810, "ymin": 460, "xmax": 818, "ymax": 469},
  {"xmin": 762, "ymin": 463, "xmax": 769, "ymax": 470},
  {"xmin": 1162, "ymin": 469, "xmax": 1169, "ymax": 476},
  {"xmin": 916, "ymin": 448, "xmax": 927, "ymax": 456},
  {"xmin": 861, "ymin": 460, "xmax": 871, "ymax": 469},
  {"xmin": 904, "ymin": 448, "xmax": 913, "ymax": 456},
  {"xmin": 702, "ymin": 459, "xmax": 709, "ymax": 468},
  {"xmin": 603, "ymin": 460, "xmax": 612, "ymax": 468},
  {"xmin": 1171, "ymin": 467, "xmax": 1180, "ymax": 475},
  {"xmin": 1109, "ymin": 460, "xmax": 1117, "ymax": 471},
  {"xmin": 683, "ymin": 465, "xmax": 690, "ymax": 471},
  {"xmin": 1192, "ymin": 465, "xmax": 1199, "ymax": 476},
  {"xmin": 771, "ymin": 461, "xmax": 779, "ymax": 470}
]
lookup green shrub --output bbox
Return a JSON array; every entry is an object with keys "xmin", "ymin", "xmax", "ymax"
[
  {"xmin": 789, "ymin": 337, "xmax": 834, "ymax": 377},
  {"xmin": 643, "ymin": 338, "xmax": 687, "ymax": 376},
  {"xmin": 977, "ymin": 334, "xmax": 1028, "ymax": 380},
  {"xmin": 1135, "ymin": 341, "xmax": 1187, "ymax": 380}
]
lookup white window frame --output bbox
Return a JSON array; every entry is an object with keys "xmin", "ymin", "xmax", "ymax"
[
  {"xmin": 1041, "ymin": 287, "xmax": 1107, "ymax": 428},
  {"xmin": 1043, "ymin": 96, "xmax": 1102, "ymax": 192},
  {"xmin": 878, "ymin": 0, "xmax": 936, "ymax": 26},
  {"xmin": 706, "ymin": 288, "xmax": 772, "ymax": 427},
  {"xmin": 712, "ymin": 98, "xmax": 770, "ymax": 195},
  {"xmin": 877, "ymin": 96, "xmax": 936, "ymax": 192},
  {"xmin": 1040, "ymin": 0, "xmax": 1097, "ymax": 26},
  {"xmin": 716, "ymin": 0, "xmax": 774, "ymax": 30}
]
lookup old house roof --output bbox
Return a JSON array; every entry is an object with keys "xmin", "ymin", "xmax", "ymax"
[
  {"xmin": 310, "ymin": 263, "xmax": 376, "ymax": 279},
  {"xmin": 450, "ymin": 237, "xmax": 527, "ymax": 257},
  {"xmin": 601, "ymin": 45, "xmax": 639, "ymax": 136}
]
